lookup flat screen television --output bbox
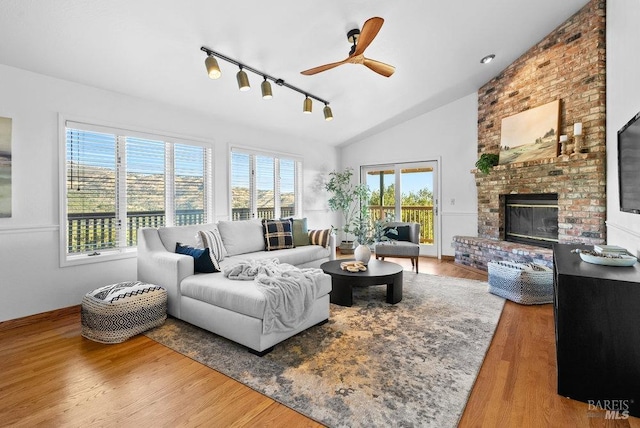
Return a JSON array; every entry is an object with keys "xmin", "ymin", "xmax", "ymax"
[{"xmin": 618, "ymin": 111, "xmax": 640, "ymax": 214}]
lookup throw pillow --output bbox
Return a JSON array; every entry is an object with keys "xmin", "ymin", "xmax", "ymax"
[
  {"xmin": 175, "ymin": 243, "xmax": 219, "ymax": 273},
  {"xmin": 308, "ymin": 229, "xmax": 331, "ymax": 248},
  {"xmin": 199, "ymin": 228, "xmax": 227, "ymax": 261},
  {"xmin": 281, "ymin": 217, "xmax": 310, "ymax": 247},
  {"xmin": 384, "ymin": 225, "xmax": 411, "ymax": 241},
  {"xmin": 262, "ymin": 219, "xmax": 294, "ymax": 251}
]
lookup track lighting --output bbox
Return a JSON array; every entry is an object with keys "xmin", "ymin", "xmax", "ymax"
[
  {"xmin": 303, "ymin": 96, "xmax": 312, "ymax": 114},
  {"xmin": 323, "ymin": 103, "xmax": 333, "ymax": 121},
  {"xmin": 236, "ymin": 66, "xmax": 250, "ymax": 91},
  {"xmin": 205, "ymin": 55, "xmax": 221, "ymax": 79},
  {"xmin": 200, "ymin": 46, "xmax": 333, "ymax": 120},
  {"xmin": 261, "ymin": 76, "xmax": 273, "ymax": 99}
]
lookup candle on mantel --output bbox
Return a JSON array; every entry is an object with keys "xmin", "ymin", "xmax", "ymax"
[{"xmin": 574, "ymin": 122, "xmax": 583, "ymax": 136}]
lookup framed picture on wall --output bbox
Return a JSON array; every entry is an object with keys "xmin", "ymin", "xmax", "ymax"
[
  {"xmin": 499, "ymin": 100, "xmax": 560, "ymax": 165},
  {"xmin": 0, "ymin": 116, "xmax": 11, "ymax": 218}
]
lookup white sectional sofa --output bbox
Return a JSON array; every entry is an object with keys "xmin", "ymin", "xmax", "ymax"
[{"xmin": 137, "ymin": 219, "xmax": 335, "ymax": 355}]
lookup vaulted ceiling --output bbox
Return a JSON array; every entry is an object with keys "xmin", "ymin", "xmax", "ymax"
[{"xmin": 0, "ymin": 0, "xmax": 589, "ymax": 146}]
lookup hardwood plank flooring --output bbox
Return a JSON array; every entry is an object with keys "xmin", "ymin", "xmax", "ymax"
[{"xmin": 0, "ymin": 257, "xmax": 638, "ymax": 427}]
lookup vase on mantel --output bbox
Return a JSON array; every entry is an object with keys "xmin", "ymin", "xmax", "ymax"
[{"xmin": 354, "ymin": 243, "xmax": 372, "ymax": 265}]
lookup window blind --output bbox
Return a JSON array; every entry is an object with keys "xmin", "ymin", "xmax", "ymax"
[
  {"xmin": 231, "ymin": 152, "xmax": 252, "ymax": 220},
  {"xmin": 126, "ymin": 137, "xmax": 166, "ymax": 239},
  {"xmin": 66, "ymin": 128, "xmax": 118, "ymax": 254},
  {"xmin": 230, "ymin": 148, "xmax": 301, "ymax": 221},
  {"xmin": 174, "ymin": 143, "xmax": 207, "ymax": 226},
  {"xmin": 63, "ymin": 121, "xmax": 211, "ymax": 260}
]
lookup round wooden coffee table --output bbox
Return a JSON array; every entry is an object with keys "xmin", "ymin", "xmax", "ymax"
[{"xmin": 320, "ymin": 259, "xmax": 403, "ymax": 307}]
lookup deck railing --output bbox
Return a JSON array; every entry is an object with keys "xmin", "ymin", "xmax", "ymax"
[
  {"xmin": 369, "ymin": 205, "xmax": 434, "ymax": 244},
  {"xmin": 230, "ymin": 207, "xmax": 295, "ymax": 221},
  {"xmin": 67, "ymin": 210, "xmax": 204, "ymax": 254},
  {"xmin": 67, "ymin": 207, "xmax": 295, "ymax": 254},
  {"xmin": 67, "ymin": 206, "xmax": 429, "ymax": 253}
]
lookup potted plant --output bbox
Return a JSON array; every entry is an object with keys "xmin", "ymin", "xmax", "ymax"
[
  {"xmin": 475, "ymin": 153, "xmax": 499, "ymax": 174},
  {"xmin": 325, "ymin": 168, "xmax": 370, "ymax": 254}
]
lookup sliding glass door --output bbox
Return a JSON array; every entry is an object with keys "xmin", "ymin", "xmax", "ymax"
[{"xmin": 362, "ymin": 161, "xmax": 438, "ymax": 257}]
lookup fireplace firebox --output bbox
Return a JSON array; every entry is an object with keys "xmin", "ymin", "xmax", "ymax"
[{"xmin": 504, "ymin": 193, "xmax": 558, "ymax": 248}]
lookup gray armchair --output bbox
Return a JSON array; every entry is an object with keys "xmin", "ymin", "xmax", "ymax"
[{"xmin": 375, "ymin": 222, "xmax": 421, "ymax": 273}]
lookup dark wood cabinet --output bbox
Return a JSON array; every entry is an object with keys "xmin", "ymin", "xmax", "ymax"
[{"xmin": 553, "ymin": 244, "xmax": 640, "ymax": 417}]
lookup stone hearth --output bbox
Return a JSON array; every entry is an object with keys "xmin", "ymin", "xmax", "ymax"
[{"xmin": 453, "ymin": 236, "xmax": 553, "ymax": 271}]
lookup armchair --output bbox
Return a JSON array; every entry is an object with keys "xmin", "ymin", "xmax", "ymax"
[{"xmin": 375, "ymin": 222, "xmax": 421, "ymax": 273}]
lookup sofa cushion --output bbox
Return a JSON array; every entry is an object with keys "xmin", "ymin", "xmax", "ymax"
[
  {"xmin": 217, "ymin": 219, "xmax": 265, "ymax": 256},
  {"xmin": 180, "ymin": 269, "xmax": 332, "ymax": 319},
  {"xmin": 384, "ymin": 225, "xmax": 410, "ymax": 241},
  {"xmin": 199, "ymin": 228, "xmax": 227, "ymax": 261},
  {"xmin": 223, "ymin": 245, "xmax": 331, "ymax": 267},
  {"xmin": 175, "ymin": 243, "xmax": 220, "ymax": 273},
  {"xmin": 282, "ymin": 217, "xmax": 310, "ymax": 247},
  {"xmin": 262, "ymin": 219, "xmax": 294, "ymax": 251},
  {"xmin": 309, "ymin": 229, "xmax": 331, "ymax": 247},
  {"xmin": 158, "ymin": 223, "xmax": 217, "ymax": 252}
]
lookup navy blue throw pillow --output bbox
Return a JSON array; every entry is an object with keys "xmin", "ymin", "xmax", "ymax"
[
  {"xmin": 384, "ymin": 225, "xmax": 411, "ymax": 242},
  {"xmin": 175, "ymin": 243, "xmax": 218, "ymax": 273}
]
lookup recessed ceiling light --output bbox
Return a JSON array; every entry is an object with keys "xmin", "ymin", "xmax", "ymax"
[{"xmin": 480, "ymin": 54, "xmax": 496, "ymax": 64}]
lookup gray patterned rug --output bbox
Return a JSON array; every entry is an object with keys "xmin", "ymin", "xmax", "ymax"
[{"xmin": 144, "ymin": 272, "xmax": 504, "ymax": 427}]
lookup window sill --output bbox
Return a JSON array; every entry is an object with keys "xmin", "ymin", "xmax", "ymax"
[{"xmin": 60, "ymin": 248, "xmax": 137, "ymax": 268}]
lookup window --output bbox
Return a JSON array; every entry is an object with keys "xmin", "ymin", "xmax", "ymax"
[
  {"xmin": 230, "ymin": 148, "xmax": 301, "ymax": 220},
  {"xmin": 62, "ymin": 119, "xmax": 212, "ymax": 264}
]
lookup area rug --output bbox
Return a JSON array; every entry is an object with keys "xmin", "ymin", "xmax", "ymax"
[{"xmin": 144, "ymin": 272, "xmax": 505, "ymax": 427}]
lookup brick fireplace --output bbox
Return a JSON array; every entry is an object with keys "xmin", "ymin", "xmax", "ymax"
[{"xmin": 454, "ymin": 0, "xmax": 606, "ymax": 271}]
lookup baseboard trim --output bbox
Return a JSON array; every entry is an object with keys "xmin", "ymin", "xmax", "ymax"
[{"xmin": 0, "ymin": 305, "xmax": 80, "ymax": 333}]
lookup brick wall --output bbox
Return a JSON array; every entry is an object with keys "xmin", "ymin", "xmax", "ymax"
[{"xmin": 475, "ymin": 0, "xmax": 606, "ymax": 245}]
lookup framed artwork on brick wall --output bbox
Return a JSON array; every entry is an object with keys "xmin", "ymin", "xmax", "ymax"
[
  {"xmin": 0, "ymin": 116, "xmax": 11, "ymax": 218},
  {"xmin": 499, "ymin": 100, "xmax": 560, "ymax": 165}
]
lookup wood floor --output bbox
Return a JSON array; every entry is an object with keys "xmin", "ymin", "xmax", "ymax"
[{"xmin": 1, "ymin": 257, "xmax": 638, "ymax": 427}]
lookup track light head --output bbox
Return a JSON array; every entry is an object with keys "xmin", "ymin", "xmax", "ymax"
[
  {"xmin": 323, "ymin": 104, "xmax": 333, "ymax": 121},
  {"xmin": 205, "ymin": 55, "xmax": 221, "ymax": 79},
  {"xmin": 261, "ymin": 77, "xmax": 273, "ymax": 99},
  {"xmin": 236, "ymin": 67, "xmax": 250, "ymax": 91},
  {"xmin": 303, "ymin": 96, "xmax": 312, "ymax": 114}
]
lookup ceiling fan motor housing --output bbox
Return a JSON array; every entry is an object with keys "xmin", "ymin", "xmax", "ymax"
[{"xmin": 347, "ymin": 28, "xmax": 360, "ymax": 55}]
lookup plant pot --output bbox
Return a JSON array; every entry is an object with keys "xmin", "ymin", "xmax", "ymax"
[{"xmin": 339, "ymin": 241, "xmax": 355, "ymax": 255}]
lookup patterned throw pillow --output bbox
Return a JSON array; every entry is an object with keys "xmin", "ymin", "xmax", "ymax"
[
  {"xmin": 175, "ymin": 243, "xmax": 220, "ymax": 273},
  {"xmin": 199, "ymin": 228, "xmax": 227, "ymax": 261},
  {"xmin": 308, "ymin": 229, "xmax": 331, "ymax": 248},
  {"xmin": 262, "ymin": 219, "xmax": 294, "ymax": 251}
]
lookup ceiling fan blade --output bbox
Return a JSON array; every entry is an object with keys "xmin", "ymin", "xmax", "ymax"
[
  {"xmin": 300, "ymin": 58, "xmax": 349, "ymax": 75},
  {"xmin": 363, "ymin": 58, "xmax": 395, "ymax": 77},
  {"xmin": 353, "ymin": 17, "xmax": 384, "ymax": 56}
]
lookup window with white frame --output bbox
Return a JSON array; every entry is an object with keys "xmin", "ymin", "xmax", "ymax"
[
  {"xmin": 230, "ymin": 148, "xmax": 301, "ymax": 220},
  {"xmin": 62, "ymin": 120, "xmax": 212, "ymax": 264}
]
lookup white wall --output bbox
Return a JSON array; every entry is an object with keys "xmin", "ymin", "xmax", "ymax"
[
  {"xmin": 0, "ymin": 64, "xmax": 338, "ymax": 322},
  {"xmin": 606, "ymin": 0, "xmax": 640, "ymax": 257},
  {"xmin": 340, "ymin": 93, "xmax": 479, "ymax": 257}
]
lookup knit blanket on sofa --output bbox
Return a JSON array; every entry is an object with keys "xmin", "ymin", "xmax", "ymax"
[{"xmin": 223, "ymin": 259, "xmax": 325, "ymax": 334}]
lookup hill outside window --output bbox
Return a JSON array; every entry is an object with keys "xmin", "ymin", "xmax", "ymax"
[
  {"xmin": 61, "ymin": 119, "xmax": 212, "ymax": 266},
  {"xmin": 230, "ymin": 148, "xmax": 301, "ymax": 221}
]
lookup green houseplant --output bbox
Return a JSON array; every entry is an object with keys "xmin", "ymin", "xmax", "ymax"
[
  {"xmin": 325, "ymin": 168, "xmax": 371, "ymax": 253},
  {"xmin": 475, "ymin": 153, "xmax": 499, "ymax": 174}
]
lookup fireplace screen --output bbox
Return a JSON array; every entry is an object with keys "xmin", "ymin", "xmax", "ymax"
[{"xmin": 504, "ymin": 194, "xmax": 558, "ymax": 248}]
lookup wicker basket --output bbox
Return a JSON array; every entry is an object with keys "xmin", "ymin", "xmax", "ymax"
[
  {"xmin": 81, "ymin": 281, "xmax": 167, "ymax": 343},
  {"xmin": 487, "ymin": 261, "xmax": 553, "ymax": 305}
]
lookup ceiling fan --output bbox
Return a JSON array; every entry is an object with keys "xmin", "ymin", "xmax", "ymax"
[{"xmin": 300, "ymin": 17, "xmax": 395, "ymax": 78}]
